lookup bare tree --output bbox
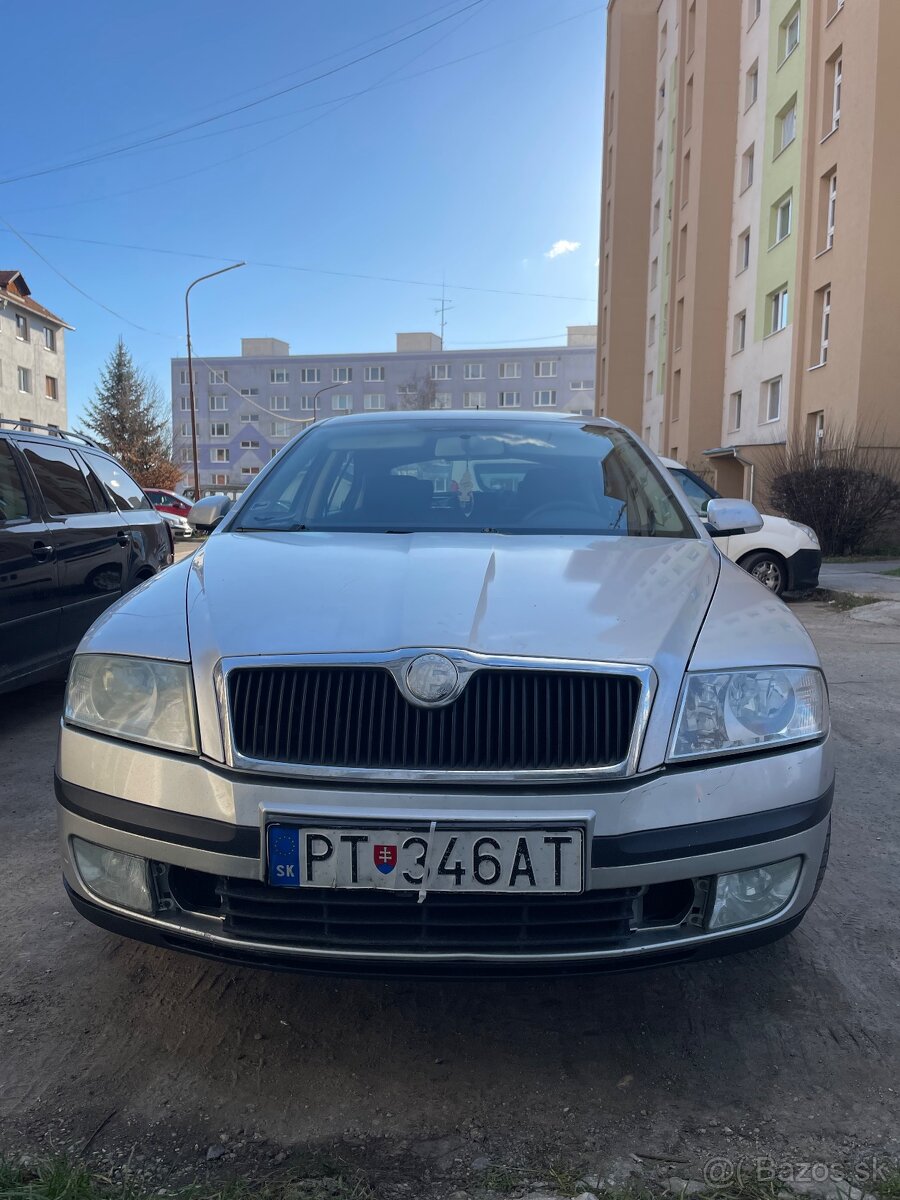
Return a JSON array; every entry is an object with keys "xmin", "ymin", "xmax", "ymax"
[
  {"xmin": 397, "ymin": 371, "xmax": 438, "ymax": 410},
  {"xmin": 761, "ymin": 424, "xmax": 900, "ymax": 556}
]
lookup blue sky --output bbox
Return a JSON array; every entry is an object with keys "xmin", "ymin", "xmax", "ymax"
[{"xmin": 1, "ymin": 0, "xmax": 606, "ymax": 429}]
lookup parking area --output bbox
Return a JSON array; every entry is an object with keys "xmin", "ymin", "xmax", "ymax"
[{"xmin": 0, "ymin": 600, "xmax": 897, "ymax": 1184}]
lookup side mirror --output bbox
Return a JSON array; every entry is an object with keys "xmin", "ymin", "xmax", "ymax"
[
  {"xmin": 188, "ymin": 493, "xmax": 232, "ymax": 533},
  {"xmin": 705, "ymin": 497, "xmax": 763, "ymax": 537}
]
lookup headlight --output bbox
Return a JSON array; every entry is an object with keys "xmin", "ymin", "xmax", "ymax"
[
  {"xmin": 668, "ymin": 667, "xmax": 828, "ymax": 762},
  {"xmin": 65, "ymin": 654, "xmax": 198, "ymax": 753},
  {"xmin": 788, "ymin": 520, "xmax": 820, "ymax": 548}
]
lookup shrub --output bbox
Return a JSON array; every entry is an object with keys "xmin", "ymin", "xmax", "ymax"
[{"xmin": 762, "ymin": 427, "xmax": 900, "ymax": 556}]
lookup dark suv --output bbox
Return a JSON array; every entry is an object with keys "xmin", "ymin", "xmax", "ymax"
[{"xmin": 0, "ymin": 422, "xmax": 172, "ymax": 694}]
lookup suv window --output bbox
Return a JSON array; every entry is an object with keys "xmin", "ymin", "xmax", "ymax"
[
  {"xmin": 23, "ymin": 443, "xmax": 96, "ymax": 516},
  {"xmin": 82, "ymin": 452, "xmax": 152, "ymax": 512},
  {"xmin": 0, "ymin": 441, "xmax": 30, "ymax": 523}
]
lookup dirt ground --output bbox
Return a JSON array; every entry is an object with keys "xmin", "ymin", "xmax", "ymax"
[{"xmin": 1, "ymin": 601, "xmax": 897, "ymax": 1192}]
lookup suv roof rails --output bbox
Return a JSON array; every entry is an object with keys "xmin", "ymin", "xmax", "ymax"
[{"xmin": 0, "ymin": 418, "xmax": 101, "ymax": 449}]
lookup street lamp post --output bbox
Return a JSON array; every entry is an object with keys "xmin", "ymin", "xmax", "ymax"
[
  {"xmin": 311, "ymin": 379, "xmax": 347, "ymax": 422},
  {"xmin": 185, "ymin": 262, "xmax": 245, "ymax": 499}
]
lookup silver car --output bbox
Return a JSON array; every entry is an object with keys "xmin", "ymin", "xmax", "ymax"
[{"xmin": 56, "ymin": 413, "xmax": 833, "ymax": 976}]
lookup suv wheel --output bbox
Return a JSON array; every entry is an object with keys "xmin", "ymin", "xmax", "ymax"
[{"xmin": 740, "ymin": 551, "xmax": 786, "ymax": 596}]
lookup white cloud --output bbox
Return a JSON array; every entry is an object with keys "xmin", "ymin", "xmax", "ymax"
[{"xmin": 545, "ymin": 239, "xmax": 581, "ymax": 259}]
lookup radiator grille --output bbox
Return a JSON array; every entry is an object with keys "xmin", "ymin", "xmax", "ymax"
[
  {"xmin": 216, "ymin": 878, "xmax": 641, "ymax": 954},
  {"xmin": 227, "ymin": 664, "xmax": 640, "ymax": 774}
]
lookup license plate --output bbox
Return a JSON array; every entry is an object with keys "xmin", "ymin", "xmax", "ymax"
[{"xmin": 266, "ymin": 825, "xmax": 585, "ymax": 893}]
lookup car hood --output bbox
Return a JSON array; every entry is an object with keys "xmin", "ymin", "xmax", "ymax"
[{"xmin": 184, "ymin": 530, "xmax": 719, "ymax": 671}]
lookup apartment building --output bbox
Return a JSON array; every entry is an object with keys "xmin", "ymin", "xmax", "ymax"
[
  {"xmin": 0, "ymin": 271, "xmax": 71, "ymax": 429},
  {"xmin": 171, "ymin": 327, "xmax": 596, "ymax": 493},
  {"xmin": 598, "ymin": 0, "xmax": 900, "ymax": 500}
]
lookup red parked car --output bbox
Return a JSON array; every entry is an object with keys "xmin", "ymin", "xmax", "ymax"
[{"xmin": 144, "ymin": 488, "xmax": 193, "ymax": 519}]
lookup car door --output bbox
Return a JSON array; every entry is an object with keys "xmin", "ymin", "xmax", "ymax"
[
  {"xmin": 19, "ymin": 440, "xmax": 130, "ymax": 654},
  {"xmin": 78, "ymin": 450, "xmax": 169, "ymax": 576},
  {"xmin": 0, "ymin": 438, "xmax": 61, "ymax": 688}
]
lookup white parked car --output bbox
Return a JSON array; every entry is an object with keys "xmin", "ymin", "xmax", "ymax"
[
  {"xmin": 56, "ymin": 414, "xmax": 833, "ymax": 977},
  {"xmin": 660, "ymin": 457, "xmax": 821, "ymax": 596}
]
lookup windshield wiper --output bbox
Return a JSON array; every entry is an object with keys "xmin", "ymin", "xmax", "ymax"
[{"xmin": 238, "ymin": 522, "xmax": 309, "ymax": 532}]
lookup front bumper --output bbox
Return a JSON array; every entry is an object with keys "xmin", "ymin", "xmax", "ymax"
[
  {"xmin": 56, "ymin": 724, "xmax": 834, "ymax": 975},
  {"xmin": 787, "ymin": 547, "xmax": 822, "ymax": 592}
]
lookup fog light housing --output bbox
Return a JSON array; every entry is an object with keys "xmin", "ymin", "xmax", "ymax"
[
  {"xmin": 708, "ymin": 857, "xmax": 801, "ymax": 930},
  {"xmin": 71, "ymin": 838, "xmax": 154, "ymax": 914}
]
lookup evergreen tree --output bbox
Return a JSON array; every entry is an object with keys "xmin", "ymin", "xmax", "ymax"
[{"xmin": 81, "ymin": 339, "xmax": 181, "ymax": 490}]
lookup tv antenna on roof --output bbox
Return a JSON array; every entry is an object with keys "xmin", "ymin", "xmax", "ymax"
[{"xmin": 430, "ymin": 276, "xmax": 454, "ymax": 349}]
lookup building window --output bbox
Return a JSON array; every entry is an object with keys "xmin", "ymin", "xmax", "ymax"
[
  {"xmin": 332, "ymin": 394, "xmax": 352, "ymax": 411},
  {"xmin": 776, "ymin": 97, "xmax": 797, "ymax": 154},
  {"xmin": 671, "ymin": 370, "xmax": 681, "ymax": 421},
  {"xmin": 741, "ymin": 144, "xmax": 755, "ymax": 192},
  {"xmin": 209, "ymin": 369, "xmax": 228, "ymax": 385},
  {"xmin": 463, "ymin": 391, "xmax": 486, "ymax": 408},
  {"xmin": 211, "ymin": 448, "xmax": 230, "ymax": 462},
  {"xmin": 659, "ymin": 21, "xmax": 667, "ymax": 60},
  {"xmin": 364, "ymin": 393, "xmax": 386, "ymax": 410},
  {"xmin": 650, "ymin": 258, "xmax": 659, "ymax": 290},
  {"xmin": 737, "ymin": 228, "xmax": 751, "ymax": 273},
  {"xmin": 814, "ymin": 285, "xmax": 832, "ymax": 365},
  {"xmin": 179, "ymin": 422, "xmax": 189, "ymax": 437},
  {"xmin": 17, "ymin": 366, "xmax": 31, "ymax": 393},
  {"xmin": 652, "ymin": 200, "xmax": 661, "ymax": 234},
  {"xmin": 534, "ymin": 360, "xmax": 557, "ymax": 378},
  {"xmin": 271, "ymin": 450, "xmax": 279, "ymax": 460},
  {"xmin": 682, "ymin": 151, "xmax": 691, "ymax": 204},
  {"xmin": 686, "ymin": 1, "xmax": 696, "ymax": 58},
  {"xmin": 729, "ymin": 391, "xmax": 743, "ymax": 432},
  {"xmin": 431, "ymin": 392, "xmax": 452, "ymax": 409},
  {"xmin": 733, "ymin": 310, "xmax": 747, "ymax": 353},
  {"xmin": 685, "ymin": 75, "xmax": 694, "ymax": 131},
  {"xmin": 212, "ymin": 474, "xmax": 228, "ymax": 486},
  {"xmin": 772, "ymin": 192, "xmax": 793, "ymax": 245},
  {"xmin": 677, "ymin": 224, "xmax": 688, "ymax": 279},
  {"xmin": 298, "ymin": 396, "xmax": 314, "ymax": 411},
  {"xmin": 827, "ymin": 0, "xmax": 845, "ymax": 18},
  {"xmin": 180, "ymin": 447, "xmax": 193, "ymax": 463},
  {"xmin": 270, "ymin": 396, "xmax": 288, "ymax": 411},
  {"xmin": 210, "ymin": 422, "xmax": 230, "ymax": 438},
  {"xmin": 570, "ymin": 380, "xmax": 594, "ymax": 392},
  {"xmin": 15, "ymin": 314, "xmax": 28, "ymax": 341},
  {"xmin": 780, "ymin": 6, "xmax": 800, "ymax": 64},
  {"xmin": 270, "ymin": 368, "xmax": 289, "ymax": 384},
  {"xmin": 498, "ymin": 362, "xmax": 521, "ymax": 379},
  {"xmin": 463, "ymin": 363, "xmax": 484, "ymax": 380},
  {"xmin": 430, "ymin": 363, "xmax": 450, "ymax": 380},
  {"xmin": 763, "ymin": 377, "xmax": 783, "ymax": 422},
  {"xmin": 332, "ymin": 366, "xmax": 352, "ymax": 383},
  {"xmin": 748, "ymin": 0, "xmax": 761, "ymax": 27},
  {"xmin": 45, "ymin": 375, "xmax": 58, "ymax": 400},
  {"xmin": 271, "ymin": 421, "xmax": 290, "ymax": 437},
  {"xmin": 241, "ymin": 412, "xmax": 260, "ymax": 423},
  {"xmin": 533, "ymin": 389, "xmax": 557, "ymax": 407},
  {"xmin": 745, "ymin": 61, "xmax": 759, "ymax": 110},
  {"xmin": 241, "ymin": 466, "xmax": 260, "ymax": 477},
  {"xmin": 828, "ymin": 52, "xmax": 842, "ymax": 132},
  {"xmin": 240, "ymin": 387, "xmax": 259, "ymax": 397},
  {"xmin": 364, "ymin": 365, "xmax": 385, "ymax": 382},
  {"xmin": 498, "ymin": 391, "xmax": 520, "ymax": 408},
  {"xmin": 645, "ymin": 371, "xmax": 654, "ymax": 402},
  {"xmin": 648, "ymin": 314, "xmax": 656, "ymax": 346},
  {"xmin": 179, "ymin": 396, "xmax": 196, "ymax": 411},
  {"xmin": 672, "ymin": 298, "xmax": 682, "ymax": 350},
  {"xmin": 655, "ymin": 140, "xmax": 663, "ymax": 175},
  {"xmin": 209, "ymin": 395, "xmax": 228, "ymax": 411},
  {"xmin": 44, "ymin": 327, "xmax": 56, "ymax": 352},
  {"xmin": 825, "ymin": 170, "xmax": 837, "ymax": 249},
  {"xmin": 300, "ymin": 367, "xmax": 321, "ymax": 383},
  {"xmin": 396, "ymin": 385, "xmax": 417, "ymax": 401},
  {"xmin": 767, "ymin": 286, "xmax": 789, "ymax": 334}
]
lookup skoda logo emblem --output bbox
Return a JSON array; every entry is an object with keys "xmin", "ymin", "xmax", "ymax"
[{"xmin": 405, "ymin": 654, "xmax": 459, "ymax": 706}]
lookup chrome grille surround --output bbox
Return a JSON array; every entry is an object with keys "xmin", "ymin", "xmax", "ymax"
[{"xmin": 215, "ymin": 650, "xmax": 656, "ymax": 784}]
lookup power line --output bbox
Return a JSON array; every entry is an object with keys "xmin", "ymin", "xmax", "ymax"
[
  {"xmin": 0, "ymin": 230, "xmax": 596, "ymax": 302},
  {"xmin": 0, "ymin": 0, "xmax": 487, "ymax": 189},
  {"xmin": 3, "ymin": 3, "xmax": 603, "ymax": 214}
]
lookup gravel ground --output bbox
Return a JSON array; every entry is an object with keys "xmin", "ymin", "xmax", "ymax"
[{"xmin": 1, "ymin": 600, "xmax": 897, "ymax": 1196}]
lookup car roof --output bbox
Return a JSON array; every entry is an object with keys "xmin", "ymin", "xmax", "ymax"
[
  {"xmin": 311, "ymin": 409, "xmax": 620, "ymax": 430},
  {"xmin": 0, "ymin": 423, "xmax": 109, "ymax": 456}
]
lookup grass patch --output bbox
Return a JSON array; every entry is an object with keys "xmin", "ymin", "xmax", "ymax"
[
  {"xmin": 883, "ymin": 566, "xmax": 900, "ymax": 577},
  {"xmin": 813, "ymin": 588, "xmax": 881, "ymax": 611},
  {"xmin": 874, "ymin": 1169, "xmax": 900, "ymax": 1200},
  {"xmin": 0, "ymin": 1160, "xmax": 375, "ymax": 1200}
]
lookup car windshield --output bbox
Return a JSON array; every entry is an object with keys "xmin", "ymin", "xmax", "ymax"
[
  {"xmin": 671, "ymin": 468, "xmax": 719, "ymax": 517},
  {"xmin": 234, "ymin": 417, "xmax": 696, "ymax": 538}
]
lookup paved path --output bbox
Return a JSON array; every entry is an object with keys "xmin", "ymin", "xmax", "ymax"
[{"xmin": 818, "ymin": 558, "xmax": 900, "ymax": 598}]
